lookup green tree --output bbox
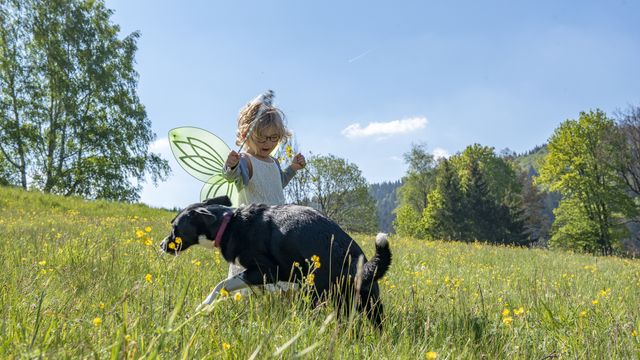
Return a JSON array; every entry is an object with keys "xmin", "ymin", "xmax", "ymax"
[
  {"xmin": 0, "ymin": 0, "xmax": 169, "ymax": 201},
  {"xmin": 536, "ymin": 110, "xmax": 636, "ymax": 254},
  {"xmin": 450, "ymin": 143, "xmax": 522, "ymax": 205},
  {"xmin": 298, "ymin": 154, "xmax": 378, "ymax": 233},
  {"xmin": 397, "ymin": 143, "xmax": 437, "ymax": 213},
  {"xmin": 394, "ymin": 143, "xmax": 437, "ymax": 237},
  {"xmin": 421, "ymin": 158, "xmax": 465, "ymax": 240}
]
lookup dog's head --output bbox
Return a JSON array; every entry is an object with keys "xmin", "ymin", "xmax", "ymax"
[{"xmin": 160, "ymin": 196, "xmax": 233, "ymax": 255}]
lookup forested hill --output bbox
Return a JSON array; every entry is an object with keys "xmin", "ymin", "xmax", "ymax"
[
  {"xmin": 513, "ymin": 144, "xmax": 548, "ymax": 175},
  {"xmin": 369, "ymin": 180, "xmax": 402, "ymax": 233}
]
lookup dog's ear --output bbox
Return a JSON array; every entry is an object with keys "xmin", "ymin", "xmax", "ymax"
[
  {"xmin": 193, "ymin": 207, "xmax": 217, "ymax": 218},
  {"xmin": 203, "ymin": 195, "xmax": 232, "ymax": 207}
]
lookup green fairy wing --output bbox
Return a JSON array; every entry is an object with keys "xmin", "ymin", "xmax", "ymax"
[{"xmin": 168, "ymin": 127, "xmax": 239, "ymax": 205}]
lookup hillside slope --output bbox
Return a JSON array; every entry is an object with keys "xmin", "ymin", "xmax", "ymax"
[{"xmin": 1, "ymin": 186, "xmax": 639, "ymax": 358}]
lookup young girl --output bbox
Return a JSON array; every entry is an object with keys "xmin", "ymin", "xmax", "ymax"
[{"xmin": 223, "ymin": 91, "xmax": 306, "ymax": 281}]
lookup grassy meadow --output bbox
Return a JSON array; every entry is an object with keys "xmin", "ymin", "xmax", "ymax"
[{"xmin": 1, "ymin": 186, "xmax": 639, "ymax": 359}]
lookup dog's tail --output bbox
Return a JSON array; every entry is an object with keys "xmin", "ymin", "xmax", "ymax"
[{"xmin": 361, "ymin": 233, "xmax": 392, "ymax": 286}]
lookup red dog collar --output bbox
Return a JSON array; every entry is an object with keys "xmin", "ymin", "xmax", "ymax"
[{"xmin": 214, "ymin": 212, "xmax": 232, "ymax": 248}]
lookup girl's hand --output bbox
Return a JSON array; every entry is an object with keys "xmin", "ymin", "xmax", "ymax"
[
  {"xmin": 291, "ymin": 153, "xmax": 306, "ymax": 171},
  {"xmin": 226, "ymin": 151, "xmax": 240, "ymax": 169}
]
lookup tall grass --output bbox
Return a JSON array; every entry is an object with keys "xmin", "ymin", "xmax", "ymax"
[{"xmin": 1, "ymin": 186, "xmax": 639, "ymax": 358}]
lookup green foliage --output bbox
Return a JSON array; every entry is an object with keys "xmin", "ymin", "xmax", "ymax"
[
  {"xmin": 537, "ymin": 110, "xmax": 637, "ymax": 254},
  {"xmin": 2, "ymin": 186, "xmax": 640, "ymax": 358},
  {"xmin": 421, "ymin": 158, "xmax": 465, "ymax": 240},
  {"xmin": 393, "ymin": 203, "xmax": 423, "ymax": 238},
  {"xmin": 451, "ymin": 143, "xmax": 522, "ymax": 204},
  {"xmin": 397, "ymin": 144, "xmax": 528, "ymax": 244},
  {"xmin": 397, "ymin": 143, "xmax": 437, "ymax": 214},
  {"xmin": 0, "ymin": 0, "xmax": 169, "ymax": 201},
  {"xmin": 286, "ymin": 154, "xmax": 378, "ymax": 233}
]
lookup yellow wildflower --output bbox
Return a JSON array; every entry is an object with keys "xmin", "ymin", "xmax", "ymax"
[
  {"xmin": 175, "ymin": 237, "xmax": 182, "ymax": 244},
  {"xmin": 222, "ymin": 342, "xmax": 231, "ymax": 350},
  {"xmin": 293, "ymin": 261, "xmax": 300, "ymax": 268},
  {"xmin": 144, "ymin": 238, "xmax": 153, "ymax": 246},
  {"xmin": 502, "ymin": 309, "xmax": 510, "ymax": 317},
  {"xmin": 632, "ymin": 330, "xmax": 637, "ymax": 337},
  {"xmin": 234, "ymin": 293, "xmax": 242, "ymax": 302},
  {"xmin": 592, "ymin": 299, "xmax": 598, "ymax": 305},
  {"xmin": 145, "ymin": 273, "xmax": 153, "ymax": 283},
  {"xmin": 135, "ymin": 230, "xmax": 145, "ymax": 238},
  {"xmin": 513, "ymin": 307, "xmax": 525, "ymax": 316},
  {"xmin": 192, "ymin": 260, "xmax": 201, "ymax": 266},
  {"xmin": 220, "ymin": 288, "xmax": 229, "ymax": 297},
  {"xmin": 38, "ymin": 260, "xmax": 47, "ymax": 266},
  {"xmin": 426, "ymin": 351, "xmax": 438, "ymax": 359},
  {"xmin": 168, "ymin": 242, "xmax": 176, "ymax": 250},
  {"xmin": 306, "ymin": 274, "xmax": 315, "ymax": 286},
  {"xmin": 93, "ymin": 317, "xmax": 102, "ymax": 327},
  {"xmin": 579, "ymin": 310, "xmax": 587, "ymax": 318},
  {"xmin": 145, "ymin": 226, "xmax": 152, "ymax": 233},
  {"xmin": 502, "ymin": 316, "xmax": 513, "ymax": 326},
  {"xmin": 99, "ymin": 302, "xmax": 105, "ymax": 309}
]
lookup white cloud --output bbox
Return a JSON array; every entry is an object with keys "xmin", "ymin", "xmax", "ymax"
[
  {"xmin": 432, "ymin": 147, "xmax": 450, "ymax": 160},
  {"xmin": 341, "ymin": 117, "xmax": 427, "ymax": 139},
  {"xmin": 149, "ymin": 137, "xmax": 170, "ymax": 153}
]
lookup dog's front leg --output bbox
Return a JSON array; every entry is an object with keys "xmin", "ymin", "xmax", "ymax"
[{"xmin": 197, "ymin": 274, "xmax": 249, "ymax": 310}]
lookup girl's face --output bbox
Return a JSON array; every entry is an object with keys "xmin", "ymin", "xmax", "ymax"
[{"xmin": 247, "ymin": 126, "xmax": 281, "ymax": 159}]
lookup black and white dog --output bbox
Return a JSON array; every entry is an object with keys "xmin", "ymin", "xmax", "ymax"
[{"xmin": 160, "ymin": 196, "xmax": 392, "ymax": 328}]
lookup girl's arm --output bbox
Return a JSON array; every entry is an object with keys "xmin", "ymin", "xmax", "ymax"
[
  {"xmin": 278, "ymin": 153, "xmax": 305, "ymax": 188},
  {"xmin": 223, "ymin": 154, "xmax": 252, "ymax": 189}
]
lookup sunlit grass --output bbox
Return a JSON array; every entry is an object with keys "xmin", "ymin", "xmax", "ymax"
[{"xmin": 1, "ymin": 186, "xmax": 639, "ymax": 358}]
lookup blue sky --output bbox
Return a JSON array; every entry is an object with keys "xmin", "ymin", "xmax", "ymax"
[{"xmin": 103, "ymin": 0, "xmax": 640, "ymax": 209}]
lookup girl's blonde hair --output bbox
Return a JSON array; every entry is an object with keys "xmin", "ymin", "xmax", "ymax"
[{"xmin": 235, "ymin": 101, "xmax": 290, "ymax": 146}]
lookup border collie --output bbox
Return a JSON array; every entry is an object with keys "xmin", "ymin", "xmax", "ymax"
[{"xmin": 160, "ymin": 196, "xmax": 392, "ymax": 328}]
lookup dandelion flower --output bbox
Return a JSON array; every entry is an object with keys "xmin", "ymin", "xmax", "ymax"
[
  {"xmin": 93, "ymin": 317, "xmax": 102, "ymax": 327},
  {"xmin": 99, "ymin": 302, "xmax": 105, "ymax": 309},
  {"xmin": 579, "ymin": 310, "xmax": 587, "ymax": 318},
  {"xmin": 222, "ymin": 342, "xmax": 231, "ymax": 350},
  {"xmin": 145, "ymin": 274, "xmax": 153, "ymax": 283},
  {"xmin": 234, "ymin": 293, "xmax": 242, "ymax": 301},
  {"xmin": 175, "ymin": 237, "xmax": 182, "ymax": 244},
  {"xmin": 145, "ymin": 226, "xmax": 152, "ymax": 233},
  {"xmin": 502, "ymin": 316, "xmax": 513, "ymax": 326},
  {"xmin": 426, "ymin": 351, "xmax": 438, "ymax": 359},
  {"xmin": 632, "ymin": 330, "xmax": 637, "ymax": 337},
  {"xmin": 220, "ymin": 288, "xmax": 229, "ymax": 297},
  {"xmin": 38, "ymin": 260, "xmax": 47, "ymax": 266},
  {"xmin": 592, "ymin": 299, "xmax": 598, "ymax": 305},
  {"xmin": 144, "ymin": 238, "xmax": 153, "ymax": 246},
  {"xmin": 168, "ymin": 242, "xmax": 176, "ymax": 250},
  {"xmin": 502, "ymin": 309, "xmax": 510, "ymax": 317},
  {"xmin": 135, "ymin": 230, "xmax": 145, "ymax": 238}
]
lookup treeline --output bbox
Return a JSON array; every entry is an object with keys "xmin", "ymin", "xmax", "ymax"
[
  {"xmin": 390, "ymin": 107, "xmax": 640, "ymax": 256},
  {"xmin": 393, "ymin": 143, "xmax": 549, "ymax": 246}
]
